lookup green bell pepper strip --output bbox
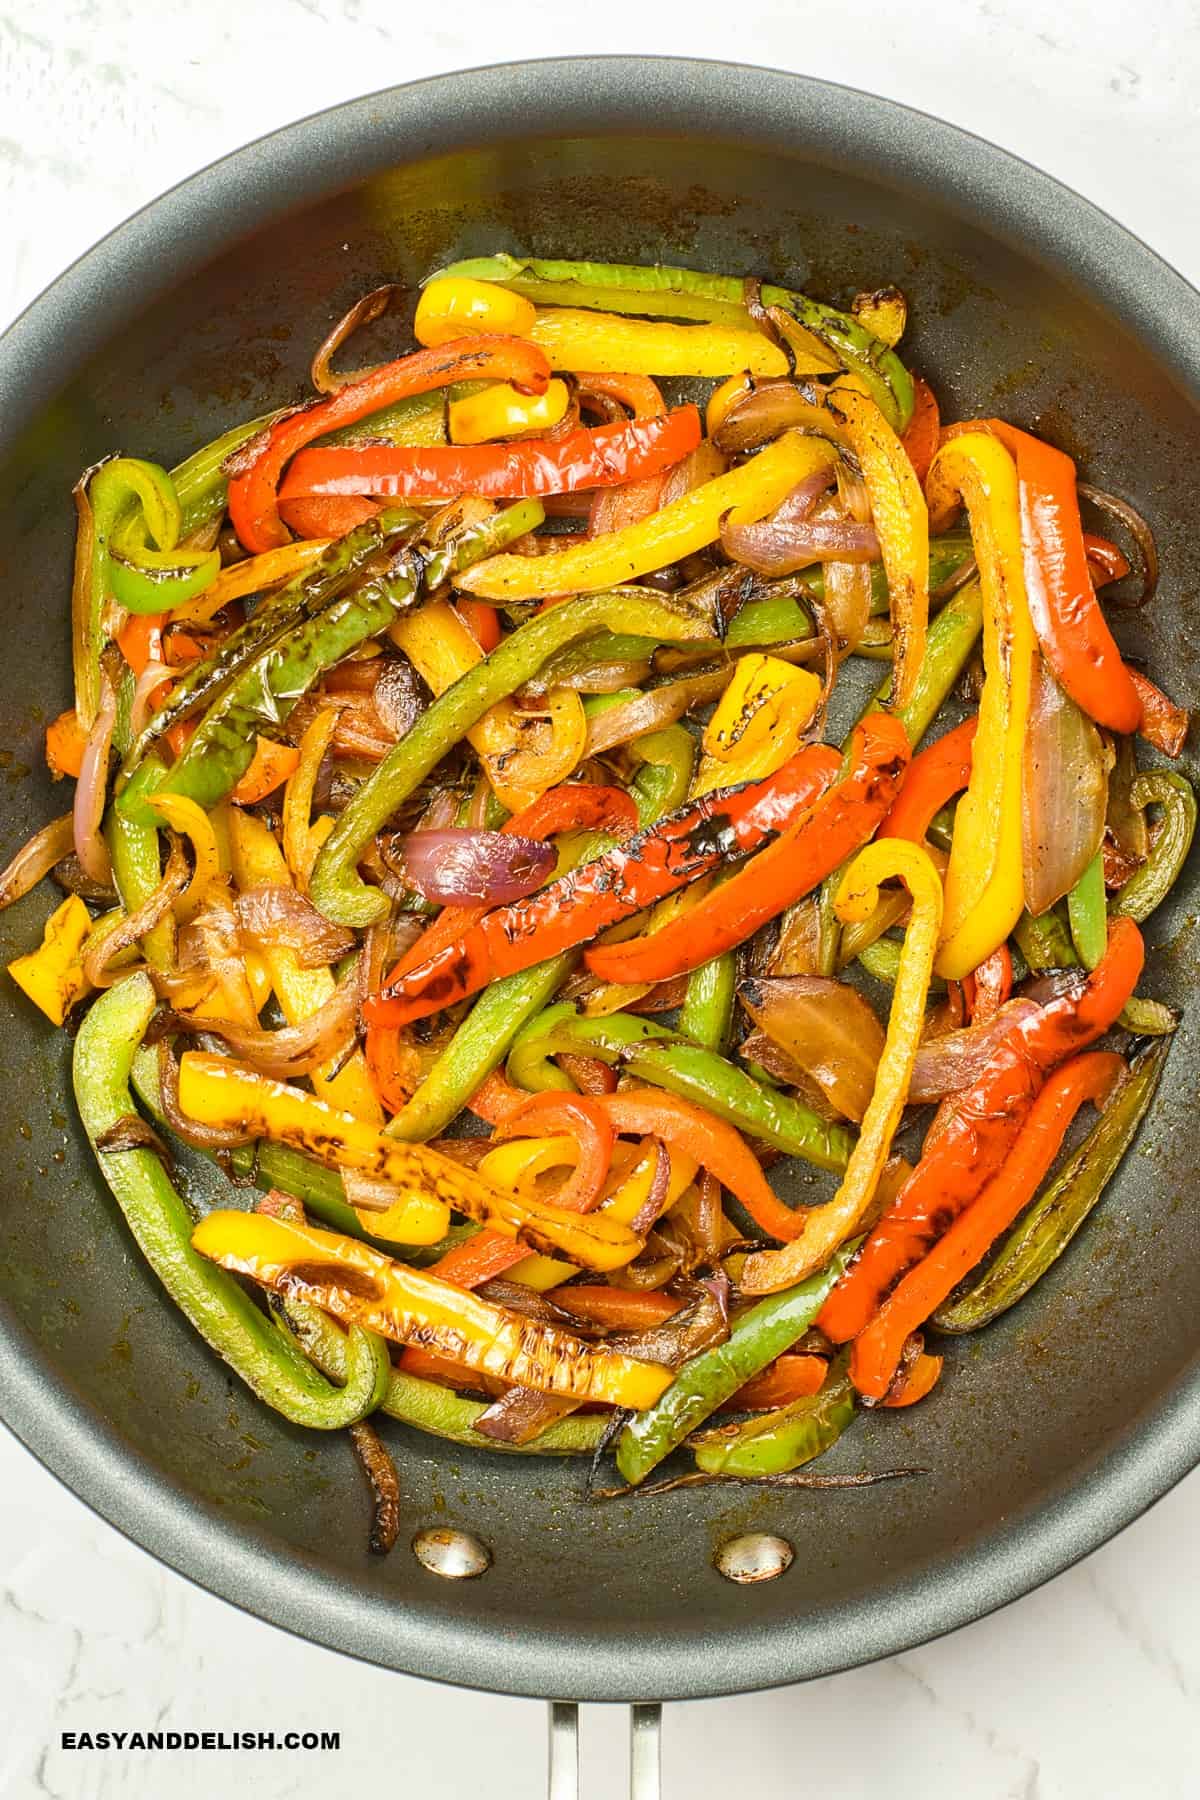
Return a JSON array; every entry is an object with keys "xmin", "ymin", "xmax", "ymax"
[
  {"xmin": 1117, "ymin": 996, "xmax": 1180, "ymax": 1036},
  {"xmin": 118, "ymin": 508, "xmax": 419, "ymax": 795},
  {"xmin": 1067, "ymin": 852, "xmax": 1108, "ymax": 971},
  {"xmin": 387, "ymin": 726, "xmax": 695, "ymax": 1142},
  {"xmin": 139, "ymin": 544, "xmax": 428, "ymax": 816},
  {"xmin": 614, "ymin": 1245, "xmax": 855, "ymax": 1486},
  {"xmin": 106, "ymin": 773, "xmax": 176, "ymax": 968},
  {"xmin": 1014, "ymin": 905, "xmax": 1077, "ymax": 972},
  {"xmin": 856, "ymin": 938, "xmax": 902, "ymax": 985},
  {"xmin": 442, "ymin": 254, "xmax": 915, "ymax": 430},
  {"xmin": 75, "ymin": 974, "xmax": 390, "ymax": 1427},
  {"xmin": 171, "ymin": 412, "xmax": 279, "ymax": 538},
  {"xmin": 310, "ymin": 589, "xmax": 712, "ymax": 928},
  {"xmin": 623, "ymin": 1041, "xmax": 853, "ymax": 1173},
  {"xmin": 283, "ymin": 1299, "xmax": 606, "ymax": 1454},
  {"xmin": 678, "ymin": 951, "xmax": 737, "ymax": 1055},
  {"xmin": 931, "ymin": 1038, "xmax": 1170, "ymax": 1334},
  {"xmin": 690, "ymin": 1350, "xmax": 855, "ymax": 1476},
  {"xmin": 1112, "ymin": 772, "xmax": 1197, "ymax": 924},
  {"xmin": 507, "ymin": 1006, "xmax": 675, "ymax": 1091},
  {"xmin": 723, "ymin": 533, "xmax": 974, "ymax": 651}
]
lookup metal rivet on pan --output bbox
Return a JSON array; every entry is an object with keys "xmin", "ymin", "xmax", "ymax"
[
  {"xmin": 411, "ymin": 1527, "xmax": 492, "ymax": 1579},
  {"xmin": 714, "ymin": 1533, "xmax": 794, "ymax": 1585}
]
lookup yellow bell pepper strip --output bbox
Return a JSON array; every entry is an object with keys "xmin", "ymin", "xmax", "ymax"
[
  {"xmin": 310, "ymin": 590, "xmax": 712, "ymax": 929},
  {"xmin": 825, "ymin": 386, "xmax": 929, "ymax": 710},
  {"xmin": 527, "ymin": 307, "xmax": 788, "ymax": 378},
  {"xmin": 740, "ymin": 840, "xmax": 942, "ymax": 1293},
  {"xmin": 925, "ymin": 433, "xmax": 1035, "ymax": 979},
  {"xmin": 456, "ymin": 433, "xmax": 838, "ymax": 602},
  {"xmin": 8, "ymin": 894, "xmax": 91, "ymax": 1025},
  {"xmin": 695, "ymin": 653, "xmax": 822, "ymax": 791},
  {"xmin": 76, "ymin": 975, "xmax": 390, "ymax": 1428},
  {"xmin": 283, "ymin": 708, "xmax": 338, "ymax": 890},
  {"xmin": 174, "ymin": 539, "xmax": 332, "ymax": 628},
  {"xmin": 413, "ymin": 277, "xmax": 537, "ymax": 346},
  {"xmin": 439, "ymin": 256, "xmax": 914, "ymax": 426},
  {"xmin": 144, "ymin": 793, "xmax": 221, "ymax": 924},
  {"xmin": 448, "ymin": 378, "xmax": 571, "ymax": 444},
  {"xmin": 176, "ymin": 1051, "xmax": 644, "ymax": 1271},
  {"xmin": 192, "ymin": 1210, "xmax": 670, "ymax": 1409}
]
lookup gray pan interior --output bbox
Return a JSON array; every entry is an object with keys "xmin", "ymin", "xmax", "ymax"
[{"xmin": 0, "ymin": 58, "xmax": 1197, "ymax": 1704}]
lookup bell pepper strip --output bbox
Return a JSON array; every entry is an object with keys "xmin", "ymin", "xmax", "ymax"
[
  {"xmin": 227, "ymin": 337, "xmax": 552, "ymax": 553},
  {"xmin": 1129, "ymin": 670, "xmax": 1188, "ymax": 757},
  {"xmin": 231, "ymin": 737, "xmax": 301, "ymax": 805},
  {"xmin": 178, "ymin": 539, "xmax": 332, "ymax": 627},
  {"xmin": 850, "ymin": 1050, "xmax": 1125, "ymax": 1399},
  {"xmin": 8, "ymin": 894, "xmax": 92, "ymax": 1025},
  {"xmin": 879, "ymin": 717, "xmax": 976, "ymax": 843},
  {"xmin": 527, "ymin": 307, "xmax": 790, "ymax": 379},
  {"xmin": 823, "ymin": 386, "xmax": 929, "ymax": 709},
  {"xmin": 550, "ymin": 1286, "xmax": 684, "ymax": 1330},
  {"xmin": 615, "ymin": 1044, "xmax": 853, "ymax": 1176},
  {"xmin": 939, "ymin": 420, "xmax": 1143, "ymax": 734},
  {"xmin": 105, "ymin": 782, "xmax": 176, "ymax": 970},
  {"xmin": 309, "ymin": 591, "xmax": 712, "ymax": 929},
  {"xmin": 678, "ymin": 952, "xmax": 737, "ymax": 1055},
  {"xmin": 118, "ymin": 510, "xmax": 418, "ymax": 798},
  {"xmin": 455, "ymin": 433, "xmax": 839, "ymax": 603},
  {"xmin": 454, "ymin": 597, "xmax": 502, "ymax": 652},
  {"xmin": 413, "ymin": 277, "xmax": 537, "ymax": 346},
  {"xmin": 741, "ymin": 840, "xmax": 942, "ymax": 1294},
  {"xmin": 176, "ymin": 1051, "xmax": 644, "ymax": 1272},
  {"xmin": 900, "ymin": 376, "xmax": 940, "ymax": 485},
  {"xmin": 100, "ymin": 459, "xmax": 222, "ymax": 616},
  {"xmin": 931, "ymin": 1037, "xmax": 1168, "ymax": 1335},
  {"xmin": 44, "ymin": 709, "xmax": 89, "ymax": 781},
  {"xmin": 576, "ymin": 371, "xmax": 666, "ymax": 420},
  {"xmin": 691, "ymin": 1351, "xmax": 856, "ymax": 1476},
  {"xmin": 365, "ymin": 743, "xmax": 842, "ymax": 1026},
  {"xmin": 925, "ymin": 434, "xmax": 1036, "ymax": 979},
  {"xmin": 279, "ymin": 407, "xmax": 701, "ymax": 504},
  {"xmin": 962, "ymin": 943, "xmax": 1012, "ymax": 1025},
  {"xmin": 1112, "ymin": 772, "xmax": 1197, "ymax": 923},
  {"xmin": 880, "ymin": 577, "xmax": 985, "ymax": 744},
  {"xmin": 880, "ymin": 1348, "xmax": 943, "ymax": 1406},
  {"xmin": 694, "ymin": 653, "xmax": 823, "ymax": 792},
  {"xmin": 718, "ymin": 1352, "xmax": 829, "ymax": 1412},
  {"xmin": 424, "ymin": 1230, "xmax": 533, "ymax": 1290},
  {"xmin": 75, "ymin": 975, "xmax": 390, "ymax": 1427},
  {"xmin": 614, "ymin": 1245, "xmax": 856, "ymax": 1486},
  {"xmin": 440, "ymin": 255, "xmax": 915, "ymax": 428},
  {"xmin": 170, "ymin": 410, "xmax": 281, "ymax": 538},
  {"xmin": 448, "ymin": 377, "xmax": 571, "ymax": 444},
  {"xmin": 496, "ymin": 1091, "xmax": 616, "ymax": 1213},
  {"xmin": 1067, "ymin": 852, "xmax": 1108, "ymax": 970},
  {"xmin": 583, "ymin": 715, "xmax": 908, "ymax": 986},
  {"xmin": 1082, "ymin": 532, "xmax": 1131, "ymax": 585},
  {"xmin": 507, "ymin": 1004, "xmax": 673, "ymax": 1092},
  {"xmin": 282, "ymin": 709, "xmax": 337, "ymax": 890},
  {"xmin": 817, "ymin": 915, "xmax": 1144, "ymax": 1345},
  {"xmin": 192, "ymin": 1210, "xmax": 668, "ymax": 1410},
  {"xmin": 144, "ymin": 793, "xmax": 221, "ymax": 924},
  {"xmin": 594, "ymin": 1086, "xmax": 806, "ymax": 1241}
]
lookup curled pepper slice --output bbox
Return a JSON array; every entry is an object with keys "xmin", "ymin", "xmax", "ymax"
[
  {"xmin": 849, "ymin": 1050, "xmax": 1125, "ymax": 1398},
  {"xmin": 192, "ymin": 1211, "xmax": 670, "ymax": 1410},
  {"xmin": 741, "ymin": 839, "xmax": 943, "ymax": 1293},
  {"xmin": 228, "ymin": 336, "xmax": 551, "ymax": 553},
  {"xmin": 926, "ymin": 432, "xmax": 1036, "ymax": 980}
]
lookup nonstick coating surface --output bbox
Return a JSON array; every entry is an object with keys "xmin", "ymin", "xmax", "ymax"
[{"xmin": 0, "ymin": 59, "xmax": 1197, "ymax": 1703}]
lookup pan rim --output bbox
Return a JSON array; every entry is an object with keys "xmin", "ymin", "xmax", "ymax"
[{"xmin": 2, "ymin": 53, "xmax": 1198, "ymax": 1703}]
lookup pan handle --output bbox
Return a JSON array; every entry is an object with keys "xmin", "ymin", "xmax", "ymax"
[{"xmin": 545, "ymin": 1701, "xmax": 662, "ymax": 1798}]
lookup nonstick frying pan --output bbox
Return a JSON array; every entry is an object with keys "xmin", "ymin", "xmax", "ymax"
[{"xmin": 1, "ymin": 55, "xmax": 1198, "ymax": 1797}]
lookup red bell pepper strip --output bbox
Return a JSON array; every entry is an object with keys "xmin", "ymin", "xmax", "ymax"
[
  {"xmin": 879, "ymin": 716, "xmax": 976, "ymax": 843},
  {"xmin": 1129, "ymin": 670, "xmax": 1189, "ymax": 758},
  {"xmin": 227, "ymin": 336, "xmax": 552, "ymax": 553},
  {"xmin": 583, "ymin": 715, "xmax": 910, "ymax": 986},
  {"xmin": 849, "ymin": 1049, "xmax": 1124, "ymax": 1398},
  {"xmin": 577, "ymin": 372, "xmax": 666, "ymax": 419},
  {"xmin": 278, "ymin": 494, "xmax": 382, "ymax": 540},
  {"xmin": 961, "ymin": 943, "xmax": 1012, "ymax": 1025},
  {"xmin": 1082, "ymin": 532, "xmax": 1130, "ymax": 585},
  {"xmin": 936, "ymin": 419, "xmax": 1142, "ymax": 733},
  {"xmin": 467, "ymin": 1068, "xmax": 532, "ymax": 1127},
  {"xmin": 900, "ymin": 376, "xmax": 940, "ymax": 486},
  {"xmin": 555, "ymin": 1053, "xmax": 619, "ymax": 1096},
  {"xmin": 596, "ymin": 1086, "xmax": 804, "ymax": 1243},
  {"xmin": 396, "ymin": 1345, "xmax": 489, "ymax": 1388},
  {"xmin": 453, "ymin": 599, "xmax": 502, "ymax": 653},
  {"xmin": 424, "ymin": 1231, "xmax": 530, "ymax": 1289},
  {"xmin": 880, "ymin": 1349, "xmax": 943, "ymax": 1407},
  {"xmin": 116, "ymin": 611, "xmax": 166, "ymax": 676},
  {"xmin": 277, "ymin": 408, "xmax": 702, "ymax": 506},
  {"xmin": 364, "ymin": 745, "xmax": 842, "ymax": 1029},
  {"xmin": 365, "ymin": 783, "xmax": 639, "ymax": 1113},
  {"xmin": 818, "ymin": 915, "xmax": 1143, "ymax": 1345},
  {"xmin": 496, "ymin": 1091, "xmax": 616, "ymax": 1213},
  {"xmin": 551, "ymin": 1285, "xmax": 683, "ymax": 1329}
]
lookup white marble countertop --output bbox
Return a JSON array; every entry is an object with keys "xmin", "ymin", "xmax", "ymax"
[{"xmin": 3, "ymin": 4, "xmax": 1199, "ymax": 1795}]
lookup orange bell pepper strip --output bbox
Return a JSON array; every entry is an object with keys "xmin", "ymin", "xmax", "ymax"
[
  {"xmin": 576, "ymin": 372, "xmax": 666, "ymax": 418},
  {"xmin": 1081, "ymin": 532, "xmax": 1130, "ymax": 585},
  {"xmin": 899, "ymin": 376, "xmax": 940, "ymax": 485},
  {"xmin": 115, "ymin": 611, "xmax": 166, "ymax": 675},
  {"xmin": 278, "ymin": 494, "xmax": 382, "ymax": 539},
  {"xmin": 231, "ymin": 737, "xmax": 301, "ymax": 805},
  {"xmin": 496, "ymin": 1091, "xmax": 616, "ymax": 1213},
  {"xmin": 818, "ymin": 916, "xmax": 1143, "ymax": 1346},
  {"xmin": 718, "ymin": 1352, "xmax": 829, "ymax": 1412},
  {"xmin": 880, "ymin": 1350, "xmax": 943, "ymax": 1407},
  {"xmin": 424, "ymin": 1231, "xmax": 531, "ymax": 1290},
  {"xmin": 228, "ymin": 336, "xmax": 552, "ymax": 553},
  {"xmin": 850, "ymin": 1049, "xmax": 1124, "ymax": 1399},
  {"xmin": 583, "ymin": 715, "xmax": 908, "ymax": 986},
  {"xmin": 44, "ymin": 709, "xmax": 89, "ymax": 780},
  {"xmin": 961, "ymin": 943, "xmax": 1012, "ymax": 1025},
  {"xmin": 363, "ymin": 745, "xmax": 842, "ymax": 1030},
  {"xmin": 549, "ymin": 1285, "xmax": 684, "ymax": 1329},
  {"xmin": 596, "ymin": 1086, "xmax": 803, "ymax": 1244},
  {"xmin": 452, "ymin": 598, "xmax": 502, "ymax": 652},
  {"xmin": 878, "ymin": 716, "xmax": 976, "ymax": 843},
  {"xmin": 1129, "ymin": 670, "xmax": 1189, "ymax": 758}
]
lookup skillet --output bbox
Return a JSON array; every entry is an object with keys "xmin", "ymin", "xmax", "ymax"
[{"xmin": 0, "ymin": 53, "xmax": 1198, "ymax": 1792}]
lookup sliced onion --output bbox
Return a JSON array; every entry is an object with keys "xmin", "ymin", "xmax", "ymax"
[
  {"xmin": 235, "ymin": 885, "xmax": 356, "ymax": 966},
  {"xmin": 907, "ymin": 999, "xmax": 1041, "ymax": 1103},
  {"xmin": 73, "ymin": 673, "xmax": 116, "ymax": 886},
  {"xmin": 342, "ymin": 1169, "xmax": 408, "ymax": 1215},
  {"xmin": 1077, "ymin": 483, "xmax": 1158, "ymax": 608},
  {"xmin": 582, "ymin": 666, "xmax": 734, "ymax": 758},
  {"xmin": 82, "ymin": 834, "xmax": 189, "ymax": 988},
  {"xmin": 1022, "ymin": 653, "xmax": 1108, "ymax": 917},
  {"xmin": 129, "ymin": 661, "xmax": 172, "ymax": 738},
  {"xmin": 605, "ymin": 1279, "xmax": 729, "ymax": 1366},
  {"xmin": 310, "ymin": 284, "xmax": 403, "ymax": 393},
  {"xmin": 738, "ymin": 1030, "xmax": 844, "ymax": 1122},
  {"xmin": 720, "ymin": 468, "xmax": 875, "ymax": 576},
  {"xmin": 398, "ymin": 828, "xmax": 554, "ymax": 906},
  {"xmin": 823, "ymin": 467, "xmax": 875, "ymax": 655},
  {"xmin": 372, "ymin": 658, "xmax": 426, "ymax": 739},
  {"xmin": 0, "ymin": 814, "xmax": 74, "ymax": 911},
  {"xmin": 52, "ymin": 853, "xmax": 118, "ymax": 905},
  {"xmin": 712, "ymin": 379, "xmax": 817, "ymax": 455},
  {"xmin": 659, "ymin": 441, "xmax": 726, "ymax": 506},
  {"xmin": 162, "ymin": 960, "xmax": 361, "ymax": 1078},
  {"xmin": 739, "ymin": 974, "xmax": 886, "ymax": 1123},
  {"xmin": 157, "ymin": 1039, "xmax": 256, "ymax": 1149},
  {"xmin": 471, "ymin": 1386, "xmax": 582, "ymax": 1445}
]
